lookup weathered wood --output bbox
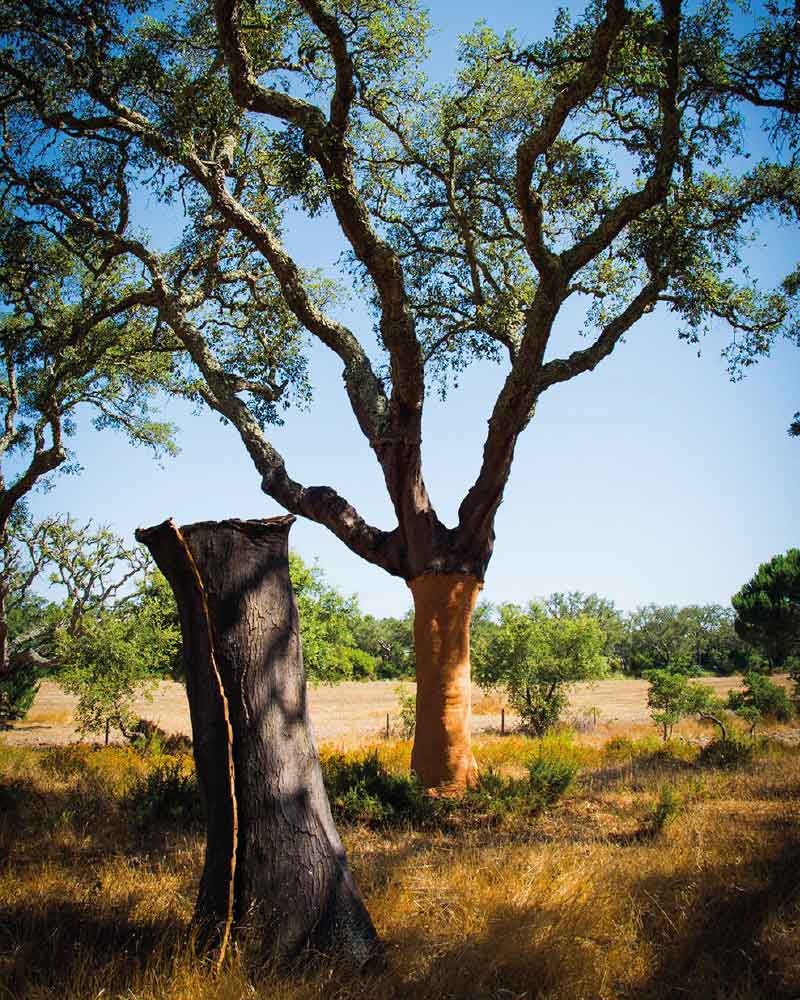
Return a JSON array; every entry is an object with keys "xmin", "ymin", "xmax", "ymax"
[{"xmin": 136, "ymin": 515, "xmax": 380, "ymax": 966}]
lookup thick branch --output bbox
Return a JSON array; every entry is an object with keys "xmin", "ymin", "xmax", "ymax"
[
  {"xmin": 516, "ymin": 0, "xmax": 631, "ymax": 275},
  {"xmin": 561, "ymin": 0, "xmax": 683, "ymax": 276}
]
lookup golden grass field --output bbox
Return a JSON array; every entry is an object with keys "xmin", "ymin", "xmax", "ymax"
[
  {"xmin": 6, "ymin": 674, "xmax": 788, "ymax": 747},
  {"xmin": 1, "ymin": 677, "xmax": 799, "ymax": 1000}
]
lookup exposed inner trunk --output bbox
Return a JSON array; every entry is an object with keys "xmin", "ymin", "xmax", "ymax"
[
  {"xmin": 136, "ymin": 515, "xmax": 380, "ymax": 967},
  {"xmin": 408, "ymin": 573, "xmax": 482, "ymax": 793}
]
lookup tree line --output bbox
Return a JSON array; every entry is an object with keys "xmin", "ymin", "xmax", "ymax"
[{"xmin": 3, "ymin": 506, "xmax": 796, "ymax": 738}]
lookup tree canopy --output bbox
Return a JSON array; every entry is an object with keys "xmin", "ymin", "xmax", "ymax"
[
  {"xmin": 474, "ymin": 601, "xmax": 608, "ymax": 734},
  {"xmin": 0, "ymin": 0, "xmax": 796, "ymax": 585},
  {"xmin": 732, "ymin": 549, "xmax": 800, "ymax": 670}
]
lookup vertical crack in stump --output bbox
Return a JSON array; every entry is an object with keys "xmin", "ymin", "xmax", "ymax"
[{"xmin": 135, "ymin": 519, "xmax": 238, "ymax": 968}]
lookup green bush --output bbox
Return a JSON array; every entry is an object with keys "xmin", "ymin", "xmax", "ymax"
[
  {"xmin": 395, "ymin": 684, "xmax": 416, "ymax": 740},
  {"xmin": 727, "ymin": 672, "xmax": 794, "ymax": 733},
  {"xmin": 527, "ymin": 755, "xmax": 578, "ymax": 805},
  {"xmin": 697, "ymin": 735, "xmax": 755, "ymax": 769},
  {"xmin": 642, "ymin": 784, "xmax": 683, "ymax": 837},
  {"xmin": 0, "ymin": 660, "xmax": 41, "ymax": 725},
  {"xmin": 321, "ymin": 748, "xmax": 578, "ymax": 828},
  {"xmin": 124, "ymin": 759, "xmax": 203, "ymax": 829},
  {"xmin": 127, "ymin": 718, "xmax": 193, "ymax": 756},
  {"xmin": 322, "ymin": 750, "xmax": 433, "ymax": 825}
]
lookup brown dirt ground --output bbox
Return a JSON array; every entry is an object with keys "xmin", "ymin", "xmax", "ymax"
[{"xmin": 2, "ymin": 674, "xmax": 792, "ymax": 747}]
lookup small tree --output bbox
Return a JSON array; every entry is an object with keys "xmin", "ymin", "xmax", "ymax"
[
  {"xmin": 475, "ymin": 604, "xmax": 607, "ymax": 736},
  {"xmin": 56, "ymin": 569, "xmax": 181, "ymax": 743},
  {"xmin": 727, "ymin": 672, "xmax": 794, "ymax": 736},
  {"xmin": 732, "ymin": 550, "xmax": 800, "ymax": 671},
  {"xmin": 645, "ymin": 669, "xmax": 728, "ymax": 741}
]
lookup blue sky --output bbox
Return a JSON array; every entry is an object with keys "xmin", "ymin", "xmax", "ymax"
[{"xmin": 22, "ymin": 0, "xmax": 799, "ymax": 618}]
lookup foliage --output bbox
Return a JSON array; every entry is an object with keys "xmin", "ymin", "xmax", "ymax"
[
  {"xmin": 320, "ymin": 746, "xmax": 576, "ymax": 828},
  {"xmin": 290, "ymin": 553, "xmax": 375, "ymax": 683},
  {"xmin": 697, "ymin": 735, "xmax": 755, "ymax": 770},
  {"xmin": 0, "ymin": 2, "xmax": 794, "ymax": 684},
  {"xmin": 727, "ymin": 672, "xmax": 794, "ymax": 734},
  {"xmin": 0, "ymin": 219, "xmax": 178, "ymax": 685},
  {"xmin": 620, "ymin": 603, "xmax": 758, "ymax": 676},
  {"xmin": 732, "ymin": 549, "xmax": 800, "ymax": 670},
  {"xmin": 395, "ymin": 683, "xmax": 416, "ymax": 740},
  {"xmin": 474, "ymin": 603, "xmax": 607, "ymax": 735},
  {"xmin": 55, "ymin": 567, "xmax": 181, "ymax": 742},
  {"xmin": 643, "ymin": 784, "xmax": 683, "ymax": 838},
  {"xmin": 544, "ymin": 591, "xmax": 626, "ymax": 666},
  {"xmin": 644, "ymin": 669, "xmax": 726, "ymax": 741},
  {"xmin": 352, "ymin": 613, "xmax": 415, "ymax": 679},
  {"xmin": 124, "ymin": 758, "xmax": 202, "ymax": 829},
  {"xmin": 0, "ymin": 655, "xmax": 40, "ymax": 724},
  {"xmin": 321, "ymin": 749, "xmax": 434, "ymax": 826}
]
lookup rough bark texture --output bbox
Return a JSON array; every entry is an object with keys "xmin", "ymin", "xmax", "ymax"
[
  {"xmin": 136, "ymin": 515, "xmax": 379, "ymax": 967},
  {"xmin": 408, "ymin": 573, "xmax": 482, "ymax": 793}
]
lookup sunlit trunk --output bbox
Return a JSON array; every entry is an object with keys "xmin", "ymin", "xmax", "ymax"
[{"xmin": 408, "ymin": 573, "xmax": 482, "ymax": 793}]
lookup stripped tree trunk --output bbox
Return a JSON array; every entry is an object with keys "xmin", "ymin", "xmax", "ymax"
[
  {"xmin": 136, "ymin": 515, "xmax": 379, "ymax": 967},
  {"xmin": 408, "ymin": 574, "xmax": 482, "ymax": 793}
]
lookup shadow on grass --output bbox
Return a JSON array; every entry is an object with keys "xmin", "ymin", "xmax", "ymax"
[
  {"xmin": 0, "ymin": 898, "xmax": 186, "ymax": 1000},
  {"xmin": 633, "ymin": 836, "xmax": 800, "ymax": 1000},
  {"xmin": 342, "ymin": 822, "xmax": 800, "ymax": 1000}
]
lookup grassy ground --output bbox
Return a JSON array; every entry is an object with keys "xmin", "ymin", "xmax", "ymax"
[{"xmin": 1, "ymin": 728, "xmax": 799, "ymax": 999}]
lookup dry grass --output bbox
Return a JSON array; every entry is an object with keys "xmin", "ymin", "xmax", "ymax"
[
  {"xmin": 7, "ymin": 674, "xmax": 793, "ymax": 748},
  {"xmin": 1, "ymin": 728, "xmax": 799, "ymax": 999}
]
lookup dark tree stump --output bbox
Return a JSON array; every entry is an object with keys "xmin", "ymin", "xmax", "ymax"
[{"xmin": 136, "ymin": 515, "xmax": 380, "ymax": 967}]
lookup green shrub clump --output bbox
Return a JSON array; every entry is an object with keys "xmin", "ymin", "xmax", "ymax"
[
  {"xmin": 697, "ymin": 735, "xmax": 755, "ymax": 769},
  {"xmin": 322, "ymin": 750, "xmax": 433, "ymax": 825},
  {"xmin": 321, "ymin": 749, "xmax": 577, "ymax": 828},
  {"xmin": 124, "ymin": 758, "xmax": 203, "ymax": 828}
]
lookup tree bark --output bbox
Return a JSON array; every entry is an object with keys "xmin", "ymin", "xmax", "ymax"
[
  {"xmin": 408, "ymin": 573, "xmax": 482, "ymax": 793},
  {"xmin": 136, "ymin": 515, "xmax": 380, "ymax": 967}
]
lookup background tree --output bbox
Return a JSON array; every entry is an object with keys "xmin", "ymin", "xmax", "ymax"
[
  {"xmin": 351, "ymin": 613, "xmax": 415, "ymax": 680},
  {"xmin": 545, "ymin": 591, "xmax": 625, "ymax": 666},
  {"xmin": 289, "ymin": 551, "xmax": 375, "ymax": 682},
  {"xmin": 727, "ymin": 671, "xmax": 795, "ymax": 736},
  {"xmin": 2, "ymin": 0, "xmax": 798, "ymax": 789},
  {"xmin": 732, "ymin": 549, "xmax": 800, "ymax": 671},
  {"xmin": 474, "ymin": 602, "xmax": 607, "ymax": 735},
  {"xmin": 0, "ymin": 218, "xmax": 177, "ymax": 691},
  {"xmin": 644, "ymin": 668, "xmax": 727, "ymax": 741},
  {"xmin": 620, "ymin": 602, "xmax": 760, "ymax": 675},
  {"xmin": 56, "ymin": 588, "xmax": 180, "ymax": 744}
]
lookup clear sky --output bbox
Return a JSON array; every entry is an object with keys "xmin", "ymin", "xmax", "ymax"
[{"xmin": 22, "ymin": 0, "xmax": 799, "ymax": 618}]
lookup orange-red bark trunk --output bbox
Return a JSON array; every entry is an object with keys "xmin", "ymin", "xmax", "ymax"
[{"xmin": 408, "ymin": 573, "xmax": 482, "ymax": 793}]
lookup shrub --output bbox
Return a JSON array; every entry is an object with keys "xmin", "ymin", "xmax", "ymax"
[
  {"xmin": 527, "ymin": 755, "xmax": 578, "ymax": 806},
  {"xmin": 697, "ymin": 735, "xmax": 755, "ymax": 769},
  {"xmin": 127, "ymin": 718, "xmax": 193, "ymax": 755},
  {"xmin": 124, "ymin": 759, "xmax": 203, "ymax": 829},
  {"xmin": 395, "ymin": 684, "xmax": 416, "ymax": 740},
  {"xmin": 321, "ymin": 749, "xmax": 433, "ymax": 825},
  {"xmin": 643, "ymin": 784, "xmax": 683, "ymax": 837},
  {"xmin": 0, "ymin": 659, "xmax": 41, "ymax": 725},
  {"xmin": 320, "ymin": 747, "xmax": 577, "ymax": 828},
  {"xmin": 727, "ymin": 672, "xmax": 794, "ymax": 734}
]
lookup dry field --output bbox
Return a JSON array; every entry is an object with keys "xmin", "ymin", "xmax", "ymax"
[
  {"xmin": 5, "ymin": 674, "xmax": 788, "ymax": 747},
  {"xmin": 1, "ymin": 676, "xmax": 799, "ymax": 1000}
]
